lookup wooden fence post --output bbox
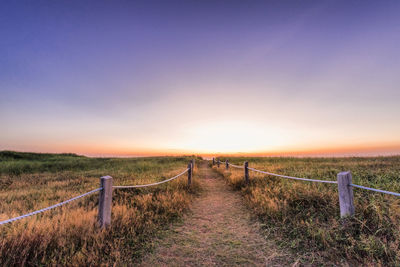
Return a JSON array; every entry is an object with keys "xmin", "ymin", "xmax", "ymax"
[
  {"xmin": 337, "ymin": 171, "xmax": 355, "ymax": 218},
  {"xmin": 226, "ymin": 160, "xmax": 229, "ymax": 170},
  {"xmin": 217, "ymin": 159, "xmax": 220, "ymax": 168},
  {"xmin": 244, "ymin": 162, "xmax": 249, "ymax": 184},
  {"xmin": 188, "ymin": 162, "xmax": 192, "ymax": 186},
  {"xmin": 212, "ymin": 158, "xmax": 215, "ymax": 166},
  {"xmin": 98, "ymin": 176, "xmax": 113, "ymax": 228}
]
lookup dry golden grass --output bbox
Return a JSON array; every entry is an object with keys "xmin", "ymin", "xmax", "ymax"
[
  {"xmin": 0, "ymin": 152, "xmax": 200, "ymax": 265},
  {"xmin": 214, "ymin": 156, "xmax": 400, "ymax": 265}
]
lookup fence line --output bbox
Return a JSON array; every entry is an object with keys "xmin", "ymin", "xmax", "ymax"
[
  {"xmin": 247, "ymin": 167, "xmax": 337, "ymax": 184},
  {"xmin": 214, "ymin": 157, "xmax": 400, "ymax": 218},
  {"xmin": 351, "ymin": 183, "xmax": 400, "ymax": 197},
  {"xmin": 1, "ymin": 161, "xmax": 194, "ymax": 228},
  {"xmin": 113, "ymin": 168, "xmax": 189, "ymax": 189},
  {"xmin": 228, "ymin": 162, "xmax": 244, "ymax": 169},
  {"xmin": 0, "ymin": 188, "xmax": 102, "ymax": 226}
]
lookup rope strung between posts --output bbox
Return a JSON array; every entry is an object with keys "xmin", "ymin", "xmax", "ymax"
[
  {"xmin": 113, "ymin": 168, "xmax": 189, "ymax": 189},
  {"xmin": 243, "ymin": 165, "xmax": 400, "ymax": 196},
  {"xmin": 0, "ymin": 188, "xmax": 102, "ymax": 226},
  {"xmin": 247, "ymin": 167, "xmax": 338, "ymax": 184},
  {"xmin": 351, "ymin": 184, "xmax": 400, "ymax": 197},
  {"xmin": 227, "ymin": 162, "xmax": 244, "ymax": 169}
]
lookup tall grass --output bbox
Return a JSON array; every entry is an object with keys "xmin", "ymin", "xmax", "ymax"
[
  {"xmin": 214, "ymin": 156, "xmax": 400, "ymax": 265},
  {"xmin": 0, "ymin": 151, "xmax": 200, "ymax": 265}
]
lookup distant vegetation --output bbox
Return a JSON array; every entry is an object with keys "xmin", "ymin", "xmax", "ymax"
[
  {"xmin": 214, "ymin": 156, "xmax": 400, "ymax": 265},
  {"xmin": 0, "ymin": 151, "xmax": 199, "ymax": 265},
  {"xmin": 0, "ymin": 150, "xmax": 191, "ymax": 176}
]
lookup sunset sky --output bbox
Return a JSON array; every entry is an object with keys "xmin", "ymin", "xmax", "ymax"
[{"xmin": 1, "ymin": 1, "xmax": 400, "ymax": 157}]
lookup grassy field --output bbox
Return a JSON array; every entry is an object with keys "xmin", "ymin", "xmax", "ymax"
[
  {"xmin": 0, "ymin": 151, "xmax": 200, "ymax": 265},
  {"xmin": 213, "ymin": 156, "xmax": 400, "ymax": 265}
]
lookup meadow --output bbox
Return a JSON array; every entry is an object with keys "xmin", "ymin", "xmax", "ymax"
[
  {"xmin": 0, "ymin": 151, "xmax": 200, "ymax": 266},
  {"xmin": 214, "ymin": 156, "xmax": 400, "ymax": 265}
]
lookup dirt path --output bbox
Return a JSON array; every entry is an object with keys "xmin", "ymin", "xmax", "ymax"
[{"xmin": 140, "ymin": 161, "xmax": 291, "ymax": 266}]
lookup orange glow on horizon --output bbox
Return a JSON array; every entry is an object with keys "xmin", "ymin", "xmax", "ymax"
[
  {"xmin": 3, "ymin": 118, "xmax": 400, "ymax": 158},
  {"xmin": 4, "ymin": 141, "xmax": 400, "ymax": 158}
]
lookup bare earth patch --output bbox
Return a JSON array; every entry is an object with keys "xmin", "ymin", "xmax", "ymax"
[{"xmin": 140, "ymin": 161, "xmax": 294, "ymax": 266}]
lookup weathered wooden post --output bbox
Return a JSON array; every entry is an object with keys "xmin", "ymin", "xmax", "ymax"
[
  {"xmin": 226, "ymin": 159, "xmax": 229, "ymax": 170},
  {"xmin": 187, "ymin": 162, "xmax": 192, "ymax": 186},
  {"xmin": 337, "ymin": 171, "xmax": 355, "ymax": 218},
  {"xmin": 98, "ymin": 176, "xmax": 113, "ymax": 228},
  {"xmin": 244, "ymin": 162, "xmax": 249, "ymax": 184},
  {"xmin": 212, "ymin": 158, "xmax": 215, "ymax": 166},
  {"xmin": 217, "ymin": 159, "xmax": 220, "ymax": 168}
]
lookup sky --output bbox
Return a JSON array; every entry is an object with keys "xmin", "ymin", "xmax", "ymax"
[{"xmin": 1, "ymin": 0, "xmax": 400, "ymax": 157}]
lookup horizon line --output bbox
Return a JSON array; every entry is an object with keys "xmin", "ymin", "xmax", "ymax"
[{"xmin": 2, "ymin": 147, "xmax": 400, "ymax": 159}]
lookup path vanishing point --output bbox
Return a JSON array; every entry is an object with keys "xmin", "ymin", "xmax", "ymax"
[{"xmin": 140, "ymin": 161, "xmax": 294, "ymax": 266}]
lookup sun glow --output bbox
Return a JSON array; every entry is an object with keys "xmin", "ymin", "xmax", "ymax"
[{"xmin": 165, "ymin": 120, "xmax": 292, "ymax": 154}]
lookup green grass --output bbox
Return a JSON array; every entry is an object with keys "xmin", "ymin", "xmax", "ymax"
[
  {"xmin": 214, "ymin": 156, "xmax": 400, "ymax": 265},
  {"xmin": 0, "ymin": 151, "xmax": 200, "ymax": 265}
]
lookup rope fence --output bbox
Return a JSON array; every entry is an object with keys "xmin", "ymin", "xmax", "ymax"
[
  {"xmin": 0, "ymin": 160, "xmax": 195, "ymax": 228},
  {"xmin": 247, "ymin": 167, "xmax": 337, "ymax": 184},
  {"xmin": 212, "ymin": 157, "xmax": 400, "ymax": 218},
  {"xmin": 113, "ymin": 168, "xmax": 189, "ymax": 189},
  {"xmin": 351, "ymin": 183, "xmax": 400, "ymax": 197},
  {"xmin": 0, "ymin": 188, "xmax": 102, "ymax": 226},
  {"xmin": 228, "ymin": 162, "xmax": 244, "ymax": 169}
]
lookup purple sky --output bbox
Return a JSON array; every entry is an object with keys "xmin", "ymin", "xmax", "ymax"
[{"xmin": 1, "ymin": 1, "xmax": 400, "ymax": 156}]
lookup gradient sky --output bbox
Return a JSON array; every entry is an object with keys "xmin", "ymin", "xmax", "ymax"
[{"xmin": 1, "ymin": 1, "xmax": 400, "ymax": 156}]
